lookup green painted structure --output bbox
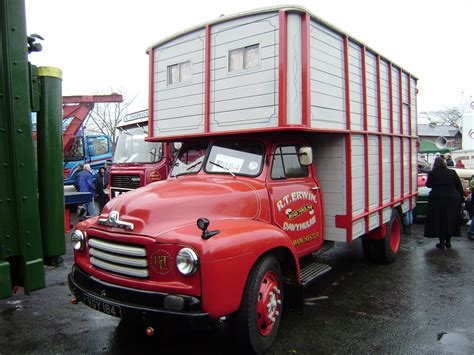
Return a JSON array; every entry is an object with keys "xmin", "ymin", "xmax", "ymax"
[{"xmin": 0, "ymin": 0, "xmax": 64, "ymax": 299}]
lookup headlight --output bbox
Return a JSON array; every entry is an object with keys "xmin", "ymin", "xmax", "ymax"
[
  {"xmin": 176, "ymin": 248, "xmax": 198, "ymax": 276},
  {"xmin": 71, "ymin": 230, "xmax": 85, "ymax": 251}
]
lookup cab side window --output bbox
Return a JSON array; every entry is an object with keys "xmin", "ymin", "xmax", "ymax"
[{"xmin": 271, "ymin": 145, "xmax": 308, "ymax": 180}]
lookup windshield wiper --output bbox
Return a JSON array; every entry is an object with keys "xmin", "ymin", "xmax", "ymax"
[
  {"xmin": 174, "ymin": 160, "xmax": 203, "ymax": 178},
  {"xmin": 209, "ymin": 161, "xmax": 235, "ymax": 177}
]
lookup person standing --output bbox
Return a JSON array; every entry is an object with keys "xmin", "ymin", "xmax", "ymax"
[
  {"xmin": 455, "ymin": 158, "xmax": 465, "ymax": 169},
  {"xmin": 445, "ymin": 153, "xmax": 454, "ymax": 167},
  {"xmin": 95, "ymin": 167, "xmax": 109, "ymax": 213},
  {"xmin": 424, "ymin": 157, "xmax": 464, "ymax": 249},
  {"xmin": 76, "ymin": 164, "xmax": 96, "ymax": 217}
]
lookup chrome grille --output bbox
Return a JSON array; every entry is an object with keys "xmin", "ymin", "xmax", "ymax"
[
  {"xmin": 111, "ymin": 174, "xmax": 141, "ymax": 189},
  {"xmin": 88, "ymin": 238, "xmax": 149, "ymax": 278}
]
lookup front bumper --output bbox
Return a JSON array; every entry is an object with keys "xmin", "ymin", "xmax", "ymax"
[{"xmin": 68, "ymin": 265, "xmax": 210, "ymax": 328}]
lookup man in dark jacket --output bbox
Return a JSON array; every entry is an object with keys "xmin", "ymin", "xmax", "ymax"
[{"xmin": 76, "ymin": 164, "xmax": 96, "ymax": 217}]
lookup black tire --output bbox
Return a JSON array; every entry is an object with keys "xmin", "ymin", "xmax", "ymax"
[
  {"xmin": 362, "ymin": 209, "xmax": 401, "ymax": 264},
  {"xmin": 232, "ymin": 254, "xmax": 283, "ymax": 354}
]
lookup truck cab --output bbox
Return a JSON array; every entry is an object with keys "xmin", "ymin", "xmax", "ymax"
[
  {"xmin": 63, "ymin": 134, "xmax": 112, "ymax": 184},
  {"xmin": 108, "ymin": 110, "xmax": 179, "ymax": 198}
]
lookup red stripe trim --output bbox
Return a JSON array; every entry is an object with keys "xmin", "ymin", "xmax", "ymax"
[
  {"xmin": 301, "ymin": 13, "xmax": 311, "ymax": 127},
  {"xmin": 343, "ymin": 36, "xmax": 353, "ymax": 242},
  {"xmin": 376, "ymin": 55, "xmax": 384, "ymax": 226},
  {"xmin": 148, "ymin": 49, "xmax": 155, "ymax": 138},
  {"xmin": 205, "ymin": 25, "xmax": 211, "ymax": 133},
  {"xmin": 361, "ymin": 46, "xmax": 369, "ymax": 233},
  {"xmin": 278, "ymin": 10, "xmax": 288, "ymax": 127}
]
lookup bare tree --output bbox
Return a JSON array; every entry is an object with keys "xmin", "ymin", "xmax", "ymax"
[
  {"xmin": 85, "ymin": 94, "xmax": 136, "ymax": 153},
  {"xmin": 419, "ymin": 106, "xmax": 463, "ymax": 127}
]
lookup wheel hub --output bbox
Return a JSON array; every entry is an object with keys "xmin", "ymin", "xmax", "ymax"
[{"xmin": 256, "ymin": 271, "xmax": 281, "ymax": 336}]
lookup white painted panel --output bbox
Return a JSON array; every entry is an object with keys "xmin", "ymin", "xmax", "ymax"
[
  {"xmin": 394, "ymin": 137, "xmax": 401, "ymax": 198},
  {"xmin": 402, "ymin": 73, "xmax": 410, "ymax": 134},
  {"xmin": 351, "ymin": 135, "xmax": 365, "ymax": 215},
  {"xmin": 352, "ymin": 219, "xmax": 365, "ymax": 239},
  {"xmin": 411, "ymin": 78, "xmax": 417, "ymax": 134},
  {"xmin": 312, "ymin": 134, "xmax": 347, "ymax": 241},
  {"xmin": 382, "ymin": 136, "xmax": 391, "ymax": 203},
  {"xmin": 380, "ymin": 60, "xmax": 390, "ymax": 133},
  {"xmin": 369, "ymin": 213, "xmax": 379, "ymax": 230},
  {"xmin": 210, "ymin": 12, "xmax": 279, "ymax": 132},
  {"xmin": 310, "ymin": 20, "xmax": 346, "ymax": 130},
  {"xmin": 368, "ymin": 135, "xmax": 379, "ymax": 208},
  {"xmin": 366, "ymin": 51, "xmax": 378, "ymax": 132},
  {"xmin": 324, "ymin": 226, "xmax": 346, "ymax": 242},
  {"xmin": 403, "ymin": 138, "xmax": 410, "ymax": 194},
  {"xmin": 383, "ymin": 207, "xmax": 392, "ymax": 224},
  {"xmin": 152, "ymin": 29, "xmax": 206, "ymax": 137},
  {"xmin": 349, "ymin": 42, "xmax": 363, "ymax": 131},
  {"xmin": 287, "ymin": 13, "xmax": 302, "ymax": 124},
  {"xmin": 392, "ymin": 66, "xmax": 401, "ymax": 135}
]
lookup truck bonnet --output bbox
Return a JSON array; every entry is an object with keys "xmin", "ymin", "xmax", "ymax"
[{"xmin": 98, "ymin": 175, "xmax": 263, "ymax": 237}]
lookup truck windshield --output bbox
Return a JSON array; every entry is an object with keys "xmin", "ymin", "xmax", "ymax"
[
  {"xmin": 114, "ymin": 129, "xmax": 163, "ymax": 164},
  {"xmin": 64, "ymin": 136, "xmax": 85, "ymax": 162},
  {"xmin": 204, "ymin": 140, "xmax": 264, "ymax": 177},
  {"xmin": 171, "ymin": 143, "xmax": 208, "ymax": 177}
]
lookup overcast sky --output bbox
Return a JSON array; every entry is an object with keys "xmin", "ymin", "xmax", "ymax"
[{"xmin": 25, "ymin": 0, "xmax": 474, "ymax": 115}]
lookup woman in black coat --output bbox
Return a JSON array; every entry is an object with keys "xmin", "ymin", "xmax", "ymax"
[{"xmin": 424, "ymin": 157, "xmax": 464, "ymax": 249}]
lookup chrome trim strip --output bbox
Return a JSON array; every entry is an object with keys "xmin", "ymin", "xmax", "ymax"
[
  {"xmin": 90, "ymin": 257, "xmax": 149, "ymax": 278},
  {"xmin": 88, "ymin": 238, "xmax": 146, "ymax": 257},
  {"xmin": 89, "ymin": 248, "xmax": 148, "ymax": 268}
]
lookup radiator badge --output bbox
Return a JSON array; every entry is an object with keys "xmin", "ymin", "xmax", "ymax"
[
  {"xmin": 98, "ymin": 210, "xmax": 134, "ymax": 230},
  {"xmin": 151, "ymin": 250, "xmax": 171, "ymax": 274}
]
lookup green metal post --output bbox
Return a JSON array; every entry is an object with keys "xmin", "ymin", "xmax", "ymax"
[
  {"xmin": 37, "ymin": 67, "xmax": 65, "ymax": 265},
  {"xmin": 0, "ymin": 0, "xmax": 45, "ymax": 298}
]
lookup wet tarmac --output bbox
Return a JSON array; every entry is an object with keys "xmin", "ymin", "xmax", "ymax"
[{"xmin": 1, "ymin": 221, "xmax": 474, "ymax": 354}]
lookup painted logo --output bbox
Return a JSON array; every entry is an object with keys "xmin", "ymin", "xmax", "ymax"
[
  {"xmin": 150, "ymin": 250, "xmax": 171, "ymax": 274},
  {"xmin": 277, "ymin": 191, "xmax": 317, "ymax": 212},
  {"xmin": 285, "ymin": 204, "xmax": 314, "ymax": 220}
]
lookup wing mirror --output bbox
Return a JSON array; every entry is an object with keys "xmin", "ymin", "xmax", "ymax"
[{"xmin": 299, "ymin": 146, "xmax": 313, "ymax": 166}]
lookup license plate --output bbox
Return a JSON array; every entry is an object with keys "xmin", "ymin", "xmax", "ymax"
[{"xmin": 83, "ymin": 293, "xmax": 122, "ymax": 318}]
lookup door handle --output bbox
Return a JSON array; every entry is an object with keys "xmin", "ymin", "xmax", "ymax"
[{"xmin": 311, "ymin": 186, "xmax": 319, "ymax": 190}]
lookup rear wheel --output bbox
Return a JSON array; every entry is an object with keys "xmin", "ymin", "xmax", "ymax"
[
  {"xmin": 362, "ymin": 209, "xmax": 401, "ymax": 263},
  {"xmin": 232, "ymin": 254, "xmax": 283, "ymax": 354}
]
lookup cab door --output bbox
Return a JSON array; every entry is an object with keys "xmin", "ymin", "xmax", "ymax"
[{"xmin": 267, "ymin": 144, "xmax": 323, "ymax": 257}]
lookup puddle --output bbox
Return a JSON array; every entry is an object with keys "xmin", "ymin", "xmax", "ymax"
[{"xmin": 437, "ymin": 332, "xmax": 470, "ymax": 353}]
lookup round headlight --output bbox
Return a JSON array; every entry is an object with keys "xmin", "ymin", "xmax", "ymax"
[
  {"xmin": 71, "ymin": 230, "xmax": 85, "ymax": 251},
  {"xmin": 176, "ymin": 248, "xmax": 199, "ymax": 276}
]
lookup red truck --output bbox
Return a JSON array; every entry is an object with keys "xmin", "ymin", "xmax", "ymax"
[
  {"xmin": 108, "ymin": 109, "xmax": 179, "ymax": 198},
  {"xmin": 69, "ymin": 6, "xmax": 418, "ymax": 353}
]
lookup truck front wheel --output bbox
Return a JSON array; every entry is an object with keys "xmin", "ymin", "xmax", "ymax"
[
  {"xmin": 232, "ymin": 254, "xmax": 283, "ymax": 354},
  {"xmin": 362, "ymin": 209, "xmax": 401, "ymax": 264}
]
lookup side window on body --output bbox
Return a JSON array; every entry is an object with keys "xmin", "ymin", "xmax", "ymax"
[
  {"xmin": 271, "ymin": 145, "xmax": 308, "ymax": 180},
  {"xmin": 88, "ymin": 136, "xmax": 109, "ymax": 156}
]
